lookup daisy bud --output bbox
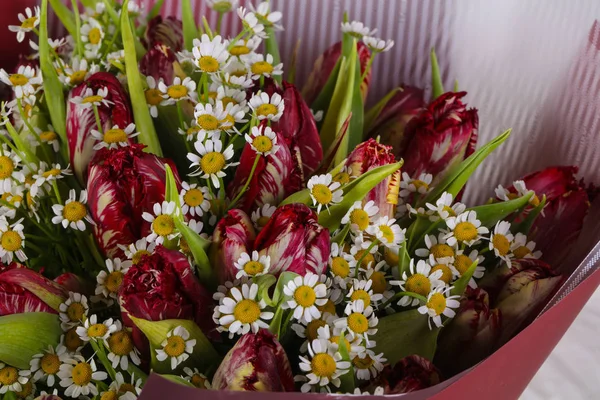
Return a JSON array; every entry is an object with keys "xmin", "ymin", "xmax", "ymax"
[
  {"xmin": 212, "ymin": 329, "xmax": 295, "ymax": 392},
  {"xmin": 368, "ymin": 355, "xmax": 441, "ymax": 394},
  {"xmin": 139, "ymin": 44, "xmax": 178, "ymax": 84},
  {"xmin": 145, "ymin": 16, "xmax": 184, "ymax": 52}
]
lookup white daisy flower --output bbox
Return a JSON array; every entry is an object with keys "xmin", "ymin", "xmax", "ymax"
[
  {"xmin": 183, "ymin": 367, "xmax": 211, "ymax": 389},
  {"xmin": 415, "ymin": 232, "xmax": 456, "ymax": 263},
  {"xmin": 155, "ymin": 326, "xmax": 196, "ymax": 370},
  {"xmin": 489, "ymin": 220, "xmax": 515, "ymax": 265},
  {"xmin": 363, "ymin": 36, "xmax": 395, "ymax": 53},
  {"xmin": 331, "ymin": 165, "xmax": 358, "ymax": 186},
  {"xmin": 0, "ymin": 363, "xmax": 30, "ymax": 394},
  {"xmin": 58, "ymin": 355, "xmax": 107, "ymax": 398},
  {"xmin": 0, "ymin": 65, "xmax": 41, "ymax": 98},
  {"xmin": 76, "ymin": 315, "xmax": 117, "ymax": 342},
  {"xmin": 35, "ymin": 125, "xmax": 61, "ymax": 152},
  {"xmin": 340, "ymin": 20, "xmax": 376, "ymax": 39},
  {"xmin": 494, "ymin": 184, "xmax": 512, "ymax": 201},
  {"xmin": 345, "ymin": 279, "xmax": 384, "ymax": 312},
  {"xmin": 297, "ymin": 338, "xmax": 351, "ymax": 393},
  {"xmin": 251, "ymin": 203, "xmax": 276, "ymax": 230},
  {"xmin": 212, "ymin": 276, "xmax": 250, "ymax": 303},
  {"xmin": 0, "ymin": 217, "xmax": 27, "ymax": 263},
  {"xmin": 234, "ymin": 251, "xmax": 270, "ymax": 278},
  {"xmin": 193, "ymin": 102, "xmax": 228, "ymax": 136},
  {"xmin": 390, "ymin": 259, "xmax": 444, "ymax": 307},
  {"xmin": 291, "ymin": 315, "xmax": 335, "ymax": 353},
  {"xmin": 425, "ymin": 191, "xmax": 467, "ymax": 222},
  {"xmin": 283, "ymin": 273, "xmax": 328, "ymax": 323},
  {"xmin": 417, "ymin": 285, "xmax": 461, "ymax": 329},
  {"xmin": 60, "ymin": 57, "xmax": 98, "ymax": 86},
  {"xmin": 192, "ymin": 34, "xmax": 230, "ymax": 74},
  {"xmin": 427, "ymin": 255, "xmax": 457, "ymax": 285},
  {"xmin": 30, "ymin": 345, "xmax": 68, "ymax": 387},
  {"xmin": 187, "ymin": 139, "xmax": 237, "ymax": 187},
  {"xmin": 366, "ymin": 216, "xmax": 405, "ymax": 250},
  {"xmin": 443, "ymin": 210, "xmax": 489, "ymax": 247},
  {"xmin": 95, "ymin": 258, "xmax": 132, "ymax": 301},
  {"xmin": 51, "ymin": 189, "xmax": 93, "ymax": 231},
  {"xmin": 91, "ymin": 123, "xmax": 139, "ymax": 150},
  {"xmin": 246, "ymin": 53, "xmax": 284, "ymax": 80},
  {"xmin": 245, "ymin": 125, "xmax": 280, "ymax": 156},
  {"xmin": 248, "ymin": 91, "xmax": 285, "ymax": 121},
  {"xmin": 341, "ymin": 200, "xmax": 379, "ymax": 233},
  {"xmin": 80, "ymin": 17, "xmax": 104, "ymax": 49},
  {"xmin": 212, "ymin": 84, "xmax": 248, "ymax": 108},
  {"xmin": 145, "ymin": 76, "xmax": 163, "ymax": 118},
  {"xmin": 451, "ymin": 249, "xmax": 485, "ymax": 288},
  {"xmin": 513, "ymin": 180, "xmax": 541, "ymax": 207},
  {"xmin": 123, "ymin": 238, "xmax": 156, "ymax": 264},
  {"xmin": 207, "ymin": 0, "xmax": 238, "ymax": 13},
  {"xmin": 399, "ymin": 172, "xmax": 433, "ymax": 197},
  {"xmin": 363, "ymin": 261, "xmax": 394, "ymax": 305},
  {"xmin": 352, "ymin": 350, "xmax": 386, "ymax": 380},
  {"xmin": 8, "ymin": 6, "xmax": 40, "ymax": 42},
  {"xmin": 178, "ymin": 121, "xmax": 203, "ymax": 142},
  {"xmin": 334, "ymin": 300, "xmax": 378, "ymax": 343},
  {"xmin": 215, "ymin": 282, "xmax": 273, "ymax": 338},
  {"xmin": 237, "ymin": 7, "xmax": 267, "ymax": 39},
  {"xmin": 104, "ymin": 50, "xmax": 125, "ymax": 71},
  {"xmin": 159, "ymin": 77, "xmax": 197, "ymax": 105},
  {"xmin": 328, "ymin": 242, "xmax": 357, "ymax": 287},
  {"xmin": 59, "ymin": 292, "xmax": 89, "ymax": 331},
  {"xmin": 105, "ymin": 320, "xmax": 141, "ymax": 370},
  {"xmin": 101, "ymin": 372, "xmax": 141, "ymax": 400},
  {"xmin": 307, "ymin": 174, "xmax": 343, "ymax": 214},
  {"xmin": 349, "ymin": 234, "xmax": 379, "ymax": 271},
  {"xmin": 226, "ymin": 37, "xmax": 261, "ymax": 59},
  {"xmin": 0, "ymin": 149, "xmax": 25, "ymax": 194},
  {"xmin": 141, "ymin": 201, "xmax": 181, "ymax": 244},
  {"xmin": 180, "ymin": 182, "xmax": 211, "ymax": 217},
  {"xmin": 214, "ymin": 71, "xmax": 255, "ymax": 90},
  {"xmin": 70, "ymin": 87, "xmax": 112, "ymax": 108},
  {"xmin": 511, "ymin": 232, "xmax": 542, "ymax": 260},
  {"xmin": 31, "ymin": 163, "xmax": 72, "ymax": 197},
  {"xmin": 220, "ymin": 102, "xmax": 248, "ymax": 132},
  {"xmin": 316, "ymin": 324, "xmax": 365, "ymax": 358}
]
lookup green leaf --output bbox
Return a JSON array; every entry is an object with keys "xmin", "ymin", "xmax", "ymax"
[
  {"xmin": 157, "ymin": 373, "xmax": 195, "ymax": 387},
  {"xmin": 254, "ymin": 274, "xmax": 277, "ymax": 305},
  {"xmin": 453, "ymin": 79, "xmax": 459, "ymax": 92},
  {"xmin": 316, "ymin": 113, "xmax": 351, "ymax": 175},
  {"xmin": 265, "ymin": 26, "xmax": 282, "ymax": 84},
  {"xmin": 337, "ymin": 330, "xmax": 356, "ymax": 393},
  {"xmin": 129, "ymin": 316, "xmax": 220, "ymax": 375},
  {"xmin": 164, "ymin": 165, "xmax": 183, "ymax": 220},
  {"xmin": 181, "ymin": 0, "xmax": 197, "ymax": 51},
  {"xmin": 373, "ymin": 310, "xmax": 439, "ymax": 365},
  {"xmin": 471, "ymin": 193, "xmax": 533, "ymax": 228},
  {"xmin": 451, "ymin": 260, "xmax": 478, "ymax": 297},
  {"xmin": 513, "ymin": 195, "xmax": 546, "ymax": 235},
  {"xmin": 70, "ymin": 0, "xmax": 84, "ymax": 57},
  {"xmin": 345, "ymin": 52, "xmax": 365, "ymax": 157},
  {"xmin": 79, "ymin": 0, "xmax": 98, "ymax": 8},
  {"xmin": 40, "ymin": 0, "xmax": 68, "ymax": 160},
  {"xmin": 4, "ymin": 120, "xmax": 38, "ymax": 165},
  {"xmin": 101, "ymin": 0, "xmax": 120, "ymax": 25},
  {"xmin": 422, "ymin": 129, "xmax": 511, "ymax": 205},
  {"xmin": 48, "ymin": 0, "xmax": 76, "ymax": 38},
  {"xmin": 318, "ymin": 162, "xmax": 403, "ymax": 231},
  {"xmin": 121, "ymin": 0, "xmax": 163, "ymax": 156},
  {"xmin": 310, "ymin": 58, "xmax": 342, "ymax": 121},
  {"xmin": 0, "ymin": 313, "xmax": 61, "ymax": 369},
  {"xmin": 271, "ymin": 272, "xmax": 300, "ymax": 306},
  {"xmin": 364, "ymin": 87, "xmax": 402, "ymax": 133},
  {"xmin": 332, "ymin": 224, "xmax": 350, "ymax": 244},
  {"xmin": 397, "ymin": 244, "xmax": 411, "ymax": 278},
  {"xmin": 148, "ymin": 0, "xmax": 166, "ymax": 20},
  {"xmin": 430, "ymin": 48, "xmax": 444, "ymax": 100}
]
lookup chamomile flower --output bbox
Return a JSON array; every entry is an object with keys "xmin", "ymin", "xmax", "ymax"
[
  {"xmin": 307, "ymin": 174, "xmax": 343, "ymax": 214},
  {"xmin": 159, "ymin": 77, "xmax": 197, "ymax": 105},
  {"xmin": 399, "ymin": 172, "xmax": 433, "ymax": 197},
  {"xmin": 352, "ymin": 350, "xmax": 386, "ymax": 380},
  {"xmin": 207, "ymin": 0, "xmax": 238, "ymax": 13},
  {"xmin": 364, "ymin": 261, "xmax": 394, "ymax": 304},
  {"xmin": 183, "ymin": 367, "xmax": 211, "ymax": 389},
  {"xmin": 291, "ymin": 316, "xmax": 334, "ymax": 353},
  {"xmin": 316, "ymin": 325, "xmax": 365, "ymax": 359},
  {"xmin": 105, "ymin": 321, "xmax": 141, "ymax": 370},
  {"xmin": 489, "ymin": 221, "xmax": 515, "ymax": 265},
  {"xmin": 76, "ymin": 315, "xmax": 117, "ymax": 342},
  {"xmin": 215, "ymin": 282, "xmax": 273, "ymax": 337},
  {"xmin": 0, "ymin": 65, "xmax": 41, "ymax": 98},
  {"xmin": 187, "ymin": 139, "xmax": 237, "ymax": 188},
  {"xmin": 36, "ymin": 125, "xmax": 60, "ymax": 152},
  {"xmin": 30, "ymin": 345, "xmax": 69, "ymax": 387},
  {"xmin": 0, "ymin": 149, "xmax": 25, "ymax": 194},
  {"xmin": 511, "ymin": 232, "xmax": 542, "ymax": 259},
  {"xmin": 101, "ymin": 372, "xmax": 141, "ymax": 400},
  {"xmin": 425, "ymin": 191, "xmax": 467, "ymax": 222},
  {"xmin": 144, "ymin": 76, "xmax": 163, "ymax": 118},
  {"xmin": 251, "ymin": 203, "xmax": 277, "ymax": 230},
  {"xmin": 142, "ymin": 201, "xmax": 181, "ymax": 244},
  {"xmin": 61, "ymin": 327, "xmax": 84, "ymax": 354},
  {"xmin": 192, "ymin": 34, "xmax": 230, "ymax": 74},
  {"xmin": 345, "ymin": 279, "xmax": 384, "ymax": 311},
  {"xmin": 193, "ymin": 102, "xmax": 228, "ymax": 136},
  {"xmin": 0, "ymin": 218, "xmax": 27, "ymax": 263},
  {"xmin": 514, "ymin": 180, "xmax": 541, "ymax": 206},
  {"xmin": 443, "ymin": 210, "xmax": 489, "ymax": 247},
  {"xmin": 363, "ymin": 36, "xmax": 395, "ymax": 53},
  {"xmin": 417, "ymin": 285, "xmax": 461, "ymax": 329},
  {"xmin": 246, "ymin": 53, "xmax": 284, "ymax": 79},
  {"xmin": 180, "ymin": 182, "xmax": 211, "ymax": 217},
  {"xmin": 70, "ymin": 87, "xmax": 112, "ymax": 108},
  {"xmin": 494, "ymin": 184, "xmax": 512, "ymax": 201},
  {"xmin": 334, "ymin": 300, "xmax": 378, "ymax": 343},
  {"xmin": 212, "ymin": 277, "xmax": 250, "ymax": 303},
  {"xmin": 245, "ymin": 125, "xmax": 280, "ymax": 156},
  {"xmin": 212, "ymin": 84, "xmax": 248, "ymax": 107},
  {"xmin": 31, "ymin": 163, "xmax": 72, "ymax": 196},
  {"xmin": 178, "ymin": 121, "xmax": 202, "ymax": 142},
  {"xmin": 123, "ymin": 238, "xmax": 156, "ymax": 264},
  {"xmin": 58, "ymin": 355, "xmax": 107, "ymax": 398},
  {"xmin": 237, "ymin": 7, "xmax": 267, "ymax": 39},
  {"xmin": 332, "ymin": 165, "xmax": 357, "ymax": 185},
  {"xmin": 0, "ymin": 363, "xmax": 30, "ymax": 394},
  {"xmin": 80, "ymin": 18, "xmax": 104, "ymax": 49},
  {"xmin": 95, "ymin": 258, "xmax": 132, "ymax": 301},
  {"xmin": 341, "ymin": 200, "xmax": 379, "ymax": 233},
  {"xmin": 391, "ymin": 259, "xmax": 443, "ymax": 307},
  {"xmin": 8, "ymin": 6, "xmax": 40, "ymax": 42},
  {"xmin": 452, "ymin": 249, "xmax": 485, "ymax": 288},
  {"xmin": 428, "ymin": 256, "xmax": 456, "ymax": 285},
  {"xmin": 59, "ymin": 293, "xmax": 89, "ymax": 330},
  {"xmin": 340, "ymin": 20, "xmax": 376, "ymax": 39},
  {"xmin": 219, "ymin": 102, "xmax": 248, "ymax": 132},
  {"xmin": 91, "ymin": 123, "xmax": 139, "ymax": 150},
  {"xmin": 234, "ymin": 251, "xmax": 270, "ymax": 278},
  {"xmin": 283, "ymin": 273, "xmax": 328, "ymax": 323},
  {"xmin": 350, "ymin": 235, "xmax": 379, "ymax": 270},
  {"xmin": 60, "ymin": 57, "xmax": 98, "ymax": 86},
  {"xmin": 249, "ymin": 91, "xmax": 285, "ymax": 121},
  {"xmin": 297, "ymin": 338, "xmax": 351, "ymax": 392},
  {"xmin": 226, "ymin": 37, "xmax": 261, "ymax": 58},
  {"xmin": 104, "ymin": 50, "xmax": 125, "ymax": 71},
  {"xmin": 155, "ymin": 326, "xmax": 196, "ymax": 370},
  {"xmin": 415, "ymin": 232, "xmax": 456, "ymax": 263},
  {"xmin": 51, "ymin": 189, "xmax": 93, "ymax": 231},
  {"xmin": 215, "ymin": 71, "xmax": 255, "ymax": 90},
  {"xmin": 328, "ymin": 242, "xmax": 357, "ymax": 286},
  {"xmin": 366, "ymin": 216, "xmax": 405, "ymax": 250}
]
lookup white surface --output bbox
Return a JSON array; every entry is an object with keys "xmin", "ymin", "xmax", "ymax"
[{"xmin": 521, "ymin": 286, "xmax": 600, "ymax": 399}]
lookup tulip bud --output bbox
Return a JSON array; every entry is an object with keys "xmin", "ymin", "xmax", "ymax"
[
  {"xmin": 302, "ymin": 41, "xmax": 371, "ymax": 104},
  {"xmin": 66, "ymin": 72, "xmax": 133, "ymax": 183},
  {"xmin": 212, "ymin": 329, "xmax": 295, "ymax": 391},
  {"xmin": 139, "ymin": 44, "xmax": 177, "ymax": 84},
  {"xmin": 145, "ymin": 16, "xmax": 184, "ymax": 52},
  {"xmin": 400, "ymin": 92, "xmax": 478, "ymax": 184},
  {"xmin": 345, "ymin": 139, "xmax": 400, "ymax": 218},
  {"xmin": 210, "ymin": 209, "xmax": 256, "ymax": 283},
  {"xmin": 367, "ymin": 355, "xmax": 441, "ymax": 394},
  {"xmin": 54, "ymin": 273, "xmax": 94, "ymax": 296},
  {"xmin": 254, "ymin": 204, "xmax": 329, "ymax": 276}
]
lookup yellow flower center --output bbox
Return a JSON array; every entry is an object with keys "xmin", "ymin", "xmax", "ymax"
[
  {"xmin": 231, "ymin": 69, "xmax": 247, "ymax": 77},
  {"xmin": 67, "ymin": 302, "xmax": 85, "ymax": 322},
  {"xmin": 311, "ymin": 184, "xmax": 333, "ymax": 205},
  {"xmin": 21, "ymin": 17, "xmax": 38, "ymax": 29},
  {"xmin": 310, "ymin": 353, "xmax": 337, "ymax": 378},
  {"xmin": 230, "ymin": 45, "xmax": 251, "ymax": 56},
  {"xmin": 196, "ymin": 114, "xmax": 219, "ymax": 131},
  {"xmin": 65, "ymin": 327, "xmax": 83, "ymax": 352},
  {"xmin": 453, "ymin": 254, "xmax": 472, "ymax": 275},
  {"xmin": 119, "ymin": 383, "xmax": 136, "ymax": 394},
  {"xmin": 252, "ymin": 136, "xmax": 274, "ymax": 153},
  {"xmin": 257, "ymin": 216, "xmax": 270, "ymax": 227},
  {"xmin": 198, "ymin": 56, "xmax": 219, "ymax": 73},
  {"xmin": 243, "ymin": 261, "xmax": 264, "ymax": 276},
  {"xmin": 431, "ymin": 264, "xmax": 453, "ymax": 284},
  {"xmin": 492, "ymin": 234, "xmax": 511, "ymax": 256},
  {"xmin": 107, "ymin": 330, "xmax": 134, "ymax": 356},
  {"xmin": 40, "ymin": 353, "xmax": 61, "ymax": 375},
  {"xmin": 426, "ymin": 293, "xmax": 447, "ymax": 316},
  {"xmin": 369, "ymin": 271, "xmax": 387, "ymax": 294},
  {"xmin": 352, "ymin": 354, "xmax": 374, "ymax": 370},
  {"xmin": 411, "ymin": 179, "xmax": 429, "ymax": 191},
  {"xmin": 0, "ymin": 156, "xmax": 15, "ymax": 179},
  {"xmin": 152, "ymin": 214, "xmax": 175, "ymax": 237},
  {"xmin": 164, "ymin": 335, "xmax": 186, "ymax": 358},
  {"xmin": 442, "ymin": 205, "xmax": 457, "ymax": 217},
  {"xmin": 200, "ymin": 152, "xmax": 226, "ymax": 175},
  {"xmin": 255, "ymin": 103, "xmax": 278, "ymax": 117},
  {"xmin": 103, "ymin": 128, "xmax": 128, "ymax": 144},
  {"xmin": 88, "ymin": 27, "xmax": 102, "ymax": 45},
  {"xmin": 9, "ymin": 73, "xmax": 29, "ymax": 86},
  {"xmin": 430, "ymin": 243, "xmax": 454, "ymax": 259},
  {"xmin": 25, "ymin": 173, "xmax": 35, "ymax": 186},
  {"xmin": 15, "ymin": 380, "xmax": 33, "ymax": 398},
  {"xmin": 43, "ymin": 168, "xmax": 61, "ymax": 178},
  {"xmin": 347, "ymin": 312, "xmax": 369, "ymax": 334},
  {"xmin": 40, "ymin": 131, "xmax": 58, "ymax": 142},
  {"xmin": 220, "ymin": 114, "xmax": 235, "ymax": 129},
  {"xmin": 350, "ymin": 289, "xmax": 371, "ymax": 305},
  {"xmin": 145, "ymin": 88, "xmax": 163, "ymax": 106},
  {"xmin": 167, "ymin": 85, "xmax": 188, "ymax": 99},
  {"xmin": 317, "ymin": 300, "xmax": 336, "ymax": 316},
  {"xmin": 88, "ymin": 323, "xmax": 108, "ymax": 338},
  {"xmin": 305, "ymin": 319, "xmax": 327, "ymax": 341},
  {"xmin": 512, "ymin": 245, "xmax": 531, "ymax": 259},
  {"xmin": 82, "ymin": 95, "xmax": 103, "ymax": 104},
  {"xmin": 384, "ymin": 248, "xmax": 399, "ymax": 265},
  {"xmin": 405, "ymin": 273, "xmax": 431, "ymax": 297},
  {"xmin": 190, "ymin": 374, "xmax": 208, "ymax": 388},
  {"xmin": 330, "ymin": 335, "xmax": 351, "ymax": 351},
  {"xmin": 10, "ymin": 195, "xmax": 22, "ymax": 206},
  {"xmin": 233, "ymin": 299, "xmax": 261, "ymax": 323},
  {"xmin": 332, "ymin": 172, "xmax": 351, "ymax": 185},
  {"xmin": 529, "ymin": 194, "xmax": 540, "ymax": 207},
  {"xmin": 0, "ymin": 366, "xmax": 18, "ymax": 385},
  {"xmin": 71, "ymin": 362, "xmax": 93, "ymax": 386},
  {"xmin": 378, "ymin": 225, "xmax": 395, "ymax": 243},
  {"xmin": 354, "ymin": 250, "xmax": 375, "ymax": 270},
  {"xmin": 220, "ymin": 96, "xmax": 237, "ymax": 107},
  {"xmin": 294, "ymin": 285, "xmax": 317, "ymax": 308},
  {"xmin": 183, "ymin": 188, "xmax": 205, "ymax": 207},
  {"xmin": 186, "ymin": 126, "xmax": 201, "ymax": 138},
  {"xmin": 180, "ymin": 238, "xmax": 190, "ymax": 255},
  {"xmin": 100, "ymin": 391, "xmax": 118, "ymax": 400},
  {"xmin": 251, "ymin": 61, "xmax": 274, "ymax": 75},
  {"xmin": 1, "ymin": 231, "xmax": 22, "ymax": 252},
  {"xmin": 69, "ymin": 70, "xmax": 87, "ymax": 85},
  {"xmin": 330, "ymin": 257, "xmax": 350, "ymax": 278},
  {"xmin": 453, "ymin": 222, "xmax": 478, "ymax": 243},
  {"xmin": 349, "ymin": 209, "xmax": 370, "ymax": 231},
  {"xmin": 105, "ymin": 271, "xmax": 124, "ymax": 293},
  {"xmin": 63, "ymin": 201, "xmax": 87, "ymax": 222},
  {"xmin": 132, "ymin": 250, "xmax": 150, "ymax": 265}
]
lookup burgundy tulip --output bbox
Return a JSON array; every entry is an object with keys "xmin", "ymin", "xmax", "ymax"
[
  {"xmin": 139, "ymin": 44, "xmax": 177, "ymax": 84},
  {"xmin": 369, "ymin": 355, "xmax": 441, "ymax": 394},
  {"xmin": 145, "ymin": 16, "xmax": 184, "ymax": 52}
]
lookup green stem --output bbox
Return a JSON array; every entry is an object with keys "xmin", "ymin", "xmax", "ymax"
[
  {"xmin": 176, "ymin": 102, "xmax": 185, "ymax": 130},
  {"xmin": 198, "ymin": 72, "xmax": 206, "ymax": 101},
  {"xmin": 91, "ymin": 341, "xmax": 117, "ymax": 381},
  {"xmin": 360, "ymin": 53, "xmax": 376, "ymax": 82},
  {"xmin": 229, "ymin": 154, "xmax": 260, "ymax": 208},
  {"xmin": 17, "ymin": 100, "xmax": 52, "ymax": 162},
  {"xmin": 92, "ymin": 104, "xmax": 103, "ymax": 133},
  {"xmin": 70, "ymin": 0, "xmax": 84, "ymax": 58},
  {"xmin": 227, "ymin": 29, "xmax": 248, "ymax": 51},
  {"xmin": 216, "ymin": 12, "xmax": 224, "ymax": 34},
  {"xmin": 86, "ymin": 232, "xmax": 105, "ymax": 268},
  {"xmin": 355, "ymin": 239, "xmax": 379, "ymax": 277},
  {"xmin": 202, "ymin": 74, "xmax": 209, "ymax": 103},
  {"xmin": 52, "ymin": 180, "xmax": 62, "ymax": 203},
  {"xmin": 102, "ymin": 22, "xmax": 122, "ymax": 59}
]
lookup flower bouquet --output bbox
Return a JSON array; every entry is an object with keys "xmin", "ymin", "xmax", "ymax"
[{"xmin": 0, "ymin": 0, "xmax": 597, "ymax": 398}]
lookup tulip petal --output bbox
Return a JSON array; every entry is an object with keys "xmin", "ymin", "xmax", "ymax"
[{"xmin": 145, "ymin": 16, "xmax": 184, "ymax": 52}]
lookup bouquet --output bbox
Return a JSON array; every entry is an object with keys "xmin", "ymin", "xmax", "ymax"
[{"xmin": 0, "ymin": 0, "xmax": 595, "ymax": 398}]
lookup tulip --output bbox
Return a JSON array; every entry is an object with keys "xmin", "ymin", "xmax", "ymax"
[
  {"xmin": 210, "ymin": 209, "xmax": 256, "ymax": 283},
  {"xmin": 254, "ymin": 204, "xmax": 330, "ymax": 276},
  {"xmin": 212, "ymin": 329, "xmax": 295, "ymax": 391},
  {"xmin": 87, "ymin": 144, "xmax": 181, "ymax": 258},
  {"xmin": 345, "ymin": 138, "xmax": 400, "ymax": 218},
  {"xmin": 54, "ymin": 273, "xmax": 94, "ymax": 296},
  {"xmin": 119, "ymin": 245, "xmax": 215, "ymax": 355},
  {"xmin": 66, "ymin": 72, "xmax": 133, "ymax": 183},
  {"xmin": 145, "ymin": 16, "xmax": 184, "ymax": 52},
  {"xmin": 139, "ymin": 44, "xmax": 177, "ymax": 84},
  {"xmin": 368, "ymin": 355, "xmax": 441, "ymax": 394},
  {"xmin": 400, "ymin": 92, "xmax": 478, "ymax": 184},
  {"xmin": 368, "ymin": 85, "xmax": 426, "ymax": 157},
  {"xmin": 302, "ymin": 41, "xmax": 371, "ymax": 105}
]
